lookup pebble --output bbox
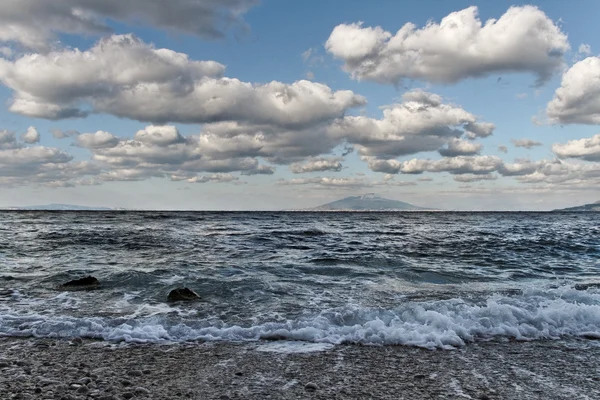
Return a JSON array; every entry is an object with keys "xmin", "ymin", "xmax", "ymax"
[
  {"xmin": 127, "ymin": 370, "xmax": 143, "ymax": 377},
  {"xmin": 122, "ymin": 392, "xmax": 134, "ymax": 399},
  {"xmin": 135, "ymin": 387, "xmax": 150, "ymax": 395},
  {"xmin": 77, "ymin": 385, "xmax": 89, "ymax": 394},
  {"xmin": 305, "ymin": 382, "xmax": 319, "ymax": 391}
]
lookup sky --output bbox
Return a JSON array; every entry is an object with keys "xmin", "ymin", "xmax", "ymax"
[{"xmin": 0, "ymin": 0, "xmax": 600, "ymax": 210}]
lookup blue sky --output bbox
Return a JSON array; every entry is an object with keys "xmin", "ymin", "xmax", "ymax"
[{"xmin": 0, "ymin": 1, "xmax": 599, "ymax": 210}]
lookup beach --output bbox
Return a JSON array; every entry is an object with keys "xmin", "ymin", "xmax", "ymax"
[{"xmin": 1, "ymin": 337, "xmax": 599, "ymax": 400}]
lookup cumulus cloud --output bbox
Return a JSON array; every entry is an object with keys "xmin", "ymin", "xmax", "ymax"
[
  {"xmin": 454, "ymin": 173, "xmax": 497, "ymax": 182},
  {"xmin": 512, "ymin": 139, "xmax": 543, "ymax": 149},
  {"xmin": 438, "ymin": 139, "xmax": 482, "ymax": 157},
  {"xmin": 21, "ymin": 126, "xmax": 40, "ymax": 144},
  {"xmin": 0, "ymin": 0, "xmax": 258, "ymax": 51},
  {"xmin": 552, "ymin": 134, "xmax": 600, "ymax": 161},
  {"xmin": 290, "ymin": 157, "xmax": 343, "ymax": 173},
  {"xmin": 328, "ymin": 89, "xmax": 494, "ymax": 160},
  {"xmin": 547, "ymin": 57, "xmax": 600, "ymax": 124},
  {"xmin": 325, "ymin": 6, "xmax": 568, "ymax": 86},
  {"xmin": 277, "ymin": 176, "xmax": 368, "ymax": 188},
  {"xmin": 364, "ymin": 155, "xmax": 502, "ymax": 176},
  {"xmin": 0, "ymin": 130, "xmax": 19, "ymax": 150},
  {"xmin": 186, "ymin": 173, "xmax": 240, "ymax": 184},
  {"xmin": 76, "ymin": 131, "xmax": 120, "ymax": 149},
  {"xmin": 0, "ymin": 35, "xmax": 365, "ymax": 126}
]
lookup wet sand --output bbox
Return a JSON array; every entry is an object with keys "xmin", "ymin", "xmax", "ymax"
[{"xmin": 1, "ymin": 337, "xmax": 599, "ymax": 400}]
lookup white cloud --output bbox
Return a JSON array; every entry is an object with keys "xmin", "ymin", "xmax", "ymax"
[
  {"xmin": 290, "ymin": 157, "xmax": 343, "ymax": 174},
  {"xmin": 134, "ymin": 125, "xmax": 184, "ymax": 147},
  {"xmin": 277, "ymin": 176, "xmax": 370, "ymax": 188},
  {"xmin": 512, "ymin": 139, "xmax": 543, "ymax": 149},
  {"xmin": 547, "ymin": 57, "xmax": 600, "ymax": 124},
  {"xmin": 21, "ymin": 126, "xmax": 40, "ymax": 144},
  {"xmin": 0, "ymin": 35, "xmax": 365, "ymax": 126},
  {"xmin": 328, "ymin": 89, "xmax": 494, "ymax": 159},
  {"xmin": 325, "ymin": 6, "xmax": 568, "ymax": 86},
  {"xmin": 186, "ymin": 173, "xmax": 240, "ymax": 184},
  {"xmin": 76, "ymin": 131, "xmax": 120, "ymax": 149},
  {"xmin": 552, "ymin": 134, "xmax": 600, "ymax": 161},
  {"xmin": 453, "ymin": 173, "xmax": 497, "ymax": 182},
  {"xmin": 438, "ymin": 138, "xmax": 482, "ymax": 157},
  {"xmin": 0, "ymin": 0, "xmax": 258, "ymax": 51}
]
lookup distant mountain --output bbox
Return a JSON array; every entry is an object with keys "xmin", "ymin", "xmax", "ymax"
[
  {"xmin": 310, "ymin": 193, "xmax": 435, "ymax": 211},
  {"xmin": 4, "ymin": 204, "xmax": 113, "ymax": 211},
  {"xmin": 553, "ymin": 201, "xmax": 600, "ymax": 212}
]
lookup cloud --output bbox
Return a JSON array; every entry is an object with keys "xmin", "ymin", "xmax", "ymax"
[
  {"xmin": 76, "ymin": 131, "xmax": 120, "ymax": 149},
  {"xmin": 401, "ymin": 156, "xmax": 503, "ymax": 175},
  {"xmin": 51, "ymin": 129, "xmax": 80, "ymax": 139},
  {"xmin": 241, "ymin": 165, "xmax": 276, "ymax": 176},
  {"xmin": 438, "ymin": 139, "xmax": 482, "ymax": 157},
  {"xmin": 498, "ymin": 159, "xmax": 541, "ymax": 176},
  {"xmin": 578, "ymin": 44, "xmax": 592, "ymax": 55},
  {"xmin": 547, "ymin": 57, "xmax": 600, "ymax": 124},
  {"xmin": 515, "ymin": 93, "xmax": 528, "ymax": 99},
  {"xmin": 0, "ymin": 46, "xmax": 12, "ymax": 57},
  {"xmin": 325, "ymin": 6, "xmax": 568, "ymax": 86},
  {"xmin": 0, "ymin": 0, "xmax": 258, "ymax": 51},
  {"xmin": 0, "ymin": 35, "xmax": 365, "ymax": 126},
  {"xmin": 453, "ymin": 173, "xmax": 497, "ymax": 183},
  {"xmin": 21, "ymin": 126, "xmax": 40, "ymax": 144},
  {"xmin": 134, "ymin": 125, "xmax": 184, "ymax": 147},
  {"xmin": 290, "ymin": 157, "xmax": 343, "ymax": 174},
  {"xmin": 498, "ymin": 145, "xmax": 508, "ymax": 153},
  {"xmin": 365, "ymin": 155, "xmax": 502, "ymax": 175},
  {"xmin": 277, "ymin": 176, "xmax": 368, "ymax": 188},
  {"xmin": 0, "ymin": 130, "xmax": 19, "ymax": 150},
  {"xmin": 512, "ymin": 139, "xmax": 543, "ymax": 149},
  {"xmin": 552, "ymin": 134, "xmax": 600, "ymax": 161},
  {"xmin": 328, "ymin": 89, "xmax": 494, "ymax": 159},
  {"xmin": 186, "ymin": 173, "xmax": 241, "ymax": 184}
]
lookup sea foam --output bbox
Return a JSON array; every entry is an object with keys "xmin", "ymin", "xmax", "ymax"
[{"xmin": 1, "ymin": 286, "xmax": 599, "ymax": 349}]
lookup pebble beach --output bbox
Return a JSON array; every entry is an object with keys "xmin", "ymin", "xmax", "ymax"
[{"xmin": 1, "ymin": 338, "xmax": 599, "ymax": 400}]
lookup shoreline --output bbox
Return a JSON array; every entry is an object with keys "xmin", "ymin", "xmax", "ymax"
[{"xmin": 1, "ymin": 337, "xmax": 599, "ymax": 399}]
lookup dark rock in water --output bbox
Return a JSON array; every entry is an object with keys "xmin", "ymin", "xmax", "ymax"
[
  {"xmin": 167, "ymin": 288, "xmax": 200, "ymax": 301},
  {"xmin": 62, "ymin": 276, "xmax": 99, "ymax": 288},
  {"xmin": 574, "ymin": 282, "xmax": 600, "ymax": 291},
  {"xmin": 305, "ymin": 382, "xmax": 319, "ymax": 391}
]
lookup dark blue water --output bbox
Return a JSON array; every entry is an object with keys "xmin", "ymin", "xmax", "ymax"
[{"xmin": 0, "ymin": 211, "xmax": 599, "ymax": 348}]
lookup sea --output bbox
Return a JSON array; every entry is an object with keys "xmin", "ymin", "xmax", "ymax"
[{"xmin": 0, "ymin": 211, "xmax": 599, "ymax": 350}]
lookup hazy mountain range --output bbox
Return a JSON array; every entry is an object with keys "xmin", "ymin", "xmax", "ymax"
[
  {"xmin": 2, "ymin": 204, "xmax": 113, "ymax": 211},
  {"xmin": 309, "ymin": 194, "xmax": 434, "ymax": 211},
  {"xmin": 553, "ymin": 201, "xmax": 600, "ymax": 212}
]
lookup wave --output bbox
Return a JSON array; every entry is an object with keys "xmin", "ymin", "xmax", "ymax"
[{"xmin": 1, "ymin": 287, "xmax": 599, "ymax": 349}]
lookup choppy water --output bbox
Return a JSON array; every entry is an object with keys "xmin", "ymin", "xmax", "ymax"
[{"xmin": 0, "ymin": 211, "xmax": 599, "ymax": 349}]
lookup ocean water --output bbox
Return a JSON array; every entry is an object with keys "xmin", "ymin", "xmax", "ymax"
[{"xmin": 0, "ymin": 211, "xmax": 599, "ymax": 349}]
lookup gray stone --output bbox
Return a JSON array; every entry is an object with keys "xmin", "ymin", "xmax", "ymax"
[
  {"xmin": 122, "ymin": 393, "xmax": 134, "ymax": 399},
  {"xmin": 127, "ymin": 370, "xmax": 143, "ymax": 377},
  {"xmin": 167, "ymin": 288, "xmax": 200, "ymax": 301},
  {"xmin": 304, "ymin": 382, "xmax": 319, "ymax": 391},
  {"xmin": 135, "ymin": 387, "xmax": 150, "ymax": 395}
]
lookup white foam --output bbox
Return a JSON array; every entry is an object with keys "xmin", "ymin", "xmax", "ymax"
[
  {"xmin": 255, "ymin": 341, "xmax": 334, "ymax": 354},
  {"xmin": 0, "ymin": 286, "xmax": 599, "ymax": 349}
]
